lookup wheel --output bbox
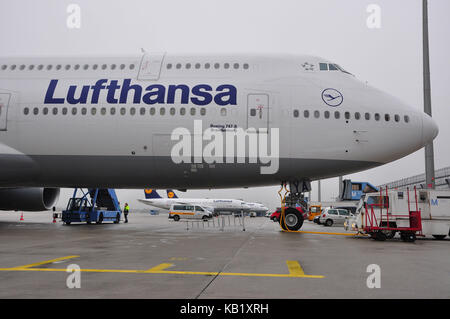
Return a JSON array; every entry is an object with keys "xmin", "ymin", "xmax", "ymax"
[
  {"xmin": 114, "ymin": 213, "xmax": 120, "ymax": 224},
  {"xmin": 325, "ymin": 219, "xmax": 333, "ymax": 227},
  {"xmin": 173, "ymin": 215, "xmax": 180, "ymax": 222},
  {"xmin": 202, "ymin": 215, "xmax": 209, "ymax": 221},
  {"xmin": 401, "ymin": 232, "xmax": 416, "ymax": 242},
  {"xmin": 96, "ymin": 214, "xmax": 103, "ymax": 224},
  {"xmin": 380, "ymin": 223, "xmax": 396, "ymax": 239},
  {"xmin": 65, "ymin": 221, "xmax": 71, "ymax": 225},
  {"xmin": 432, "ymin": 235, "xmax": 446, "ymax": 240},
  {"xmin": 374, "ymin": 231, "xmax": 387, "ymax": 241},
  {"xmin": 279, "ymin": 208, "xmax": 304, "ymax": 231},
  {"xmin": 273, "ymin": 217, "xmax": 278, "ymax": 222}
]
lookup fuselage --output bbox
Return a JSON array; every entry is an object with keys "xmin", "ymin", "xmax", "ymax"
[
  {"xmin": 0, "ymin": 53, "xmax": 438, "ymax": 189},
  {"xmin": 138, "ymin": 197, "xmax": 250, "ymax": 213}
]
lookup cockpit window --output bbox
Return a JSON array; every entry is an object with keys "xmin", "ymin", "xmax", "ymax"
[
  {"xmin": 329, "ymin": 64, "xmax": 338, "ymax": 71},
  {"xmin": 319, "ymin": 63, "xmax": 353, "ymax": 75}
]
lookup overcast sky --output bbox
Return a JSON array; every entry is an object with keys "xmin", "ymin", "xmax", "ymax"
[{"xmin": 1, "ymin": 0, "xmax": 449, "ymax": 210}]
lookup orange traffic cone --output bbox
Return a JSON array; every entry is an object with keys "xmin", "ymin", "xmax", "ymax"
[{"xmin": 20, "ymin": 213, "xmax": 24, "ymax": 221}]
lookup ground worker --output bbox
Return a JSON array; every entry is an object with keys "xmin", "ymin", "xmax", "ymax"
[{"xmin": 124, "ymin": 203, "xmax": 130, "ymax": 223}]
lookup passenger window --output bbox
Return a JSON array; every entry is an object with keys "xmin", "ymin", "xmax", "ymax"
[
  {"xmin": 140, "ymin": 107, "xmax": 146, "ymax": 115},
  {"xmin": 100, "ymin": 107, "xmax": 106, "ymax": 115},
  {"xmin": 81, "ymin": 107, "xmax": 87, "ymax": 115},
  {"xmin": 200, "ymin": 108, "xmax": 206, "ymax": 116},
  {"xmin": 23, "ymin": 108, "xmax": 29, "ymax": 115},
  {"xmin": 90, "ymin": 108, "xmax": 96, "ymax": 115},
  {"xmin": 52, "ymin": 108, "xmax": 58, "ymax": 115},
  {"xmin": 220, "ymin": 108, "xmax": 226, "ymax": 116},
  {"xmin": 293, "ymin": 109, "xmax": 299, "ymax": 118},
  {"xmin": 354, "ymin": 112, "xmax": 361, "ymax": 120},
  {"xmin": 43, "ymin": 107, "xmax": 48, "ymax": 115},
  {"xmin": 324, "ymin": 111, "xmax": 330, "ymax": 119},
  {"xmin": 72, "ymin": 107, "xmax": 77, "ymax": 115},
  {"xmin": 404, "ymin": 115, "xmax": 410, "ymax": 123},
  {"xmin": 33, "ymin": 107, "xmax": 39, "ymax": 115},
  {"xmin": 196, "ymin": 206, "xmax": 204, "ymax": 212},
  {"xmin": 314, "ymin": 110, "xmax": 320, "ymax": 118},
  {"xmin": 180, "ymin": 107, "xmax": 186, "ymax": 116},
  {"xmin": 319, "ymin": 63, "xmax": 328, "ymax": 71},
  {"xmin": 160, "ymin": 107, "xmax": 165, "ymax": 115},
  {"xmin": 130, "ymin": 107, "xmax": 136, "ymax": 115},
  {"xmin": 250, "ymin": 108, "xmax": 256, "ymax": 117},
  {"xmin": 150, "ymin": 107, "xmax": 155, "ymax": 115},
  {"xmin": 304, "ymin": 110, "xmax": 310, "ymax": 118},
  {"xmin": 394, "ymin": 114, "xmax": 400, "ymax": 122},
  {"xmin": 334, "ymin": 111, "xmax": 340, "ymax": 119},
  {"xmin": 110, "ymin": 107, "xmax": 116, "ymax": 115},
  {"xmin": 385, "ymin": 114, "xmax": 390, "ymax": 121},
  {"xmin": 170, "ymin": 107, "xmax": 176, "ymax": 115},
  {"xmin": 120, "ymin": 107, "xmax": 126, "ymax": 115},
  {"xmin": 345, "ymin": 112, "xmax": 350, "ymax": 120},
  {"xmin": 365, "ymin": 113, "xmax": 370, "ymax": 120},
  {"xmin": 375, "ymin": 113, "xmax": 380, "ymax": 121},
  {"xmin": 62, "ymin": 107, "xmax": 68, "ymax": 115},
  {"xmin": 191, "ymin": 108, "xmax": 196, "ymax": 116}
]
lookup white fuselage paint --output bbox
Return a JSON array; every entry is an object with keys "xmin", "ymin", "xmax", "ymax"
[{"xmin": 0, "ymin": 53, "xmax": 438, "ymax": 189}]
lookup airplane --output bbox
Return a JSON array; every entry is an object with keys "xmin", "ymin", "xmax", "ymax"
[
  {"xmin": 165, "ymin": 189, "xmax": 268, "ymax": 214},
  {"xmin": 0, "ymin": 52, "xmax": 439, "ymax": 230},
  {"xmin": 138, "ymin": 189, "xmax": 251, "ymax": 214}
]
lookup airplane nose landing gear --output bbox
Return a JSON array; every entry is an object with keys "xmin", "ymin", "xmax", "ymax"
[{"xmin": 277, "ymin": 181, "xmax": 310, "ymax": 231}]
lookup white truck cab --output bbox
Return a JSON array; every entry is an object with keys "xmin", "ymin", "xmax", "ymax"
[{"xmin": 168, "ymin": 204, "xmax": 213, "ymax": 221}]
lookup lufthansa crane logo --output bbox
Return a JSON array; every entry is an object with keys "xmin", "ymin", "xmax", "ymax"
[
  {"xmin": 145, "ymin": 189, "xmax": 153, "ymax": 194},
  {"xmin": 168, "ymin": 192, "xmax": 174, "ymax": 198},
  {"xmin": 321, "ymin": 88, "xmax": 343, "ymax": 107}
]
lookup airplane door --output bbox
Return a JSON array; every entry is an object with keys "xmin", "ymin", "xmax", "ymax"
[
  {"xmin": 0, "ymin": 93, "xmax": 11, "ymax": 131},
  {"xmin": 138, "ymin": 52, "xmax": 165, "ymax": 80},
  {"xmin": 247, "ymin": 94, "xmax": 269, "ymax": 130}
]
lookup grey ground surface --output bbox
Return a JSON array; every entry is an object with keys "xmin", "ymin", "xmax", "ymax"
[{"xmin": 0, "ymin": 211, "xmax": 449, "ymax": 298}]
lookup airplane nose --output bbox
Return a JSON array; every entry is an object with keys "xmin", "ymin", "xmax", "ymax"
[{"xmin": 422, "ymin": 113, "xmax": 439, "ymax": 145}]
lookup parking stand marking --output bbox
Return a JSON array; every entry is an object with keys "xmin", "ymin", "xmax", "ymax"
[{"xmin": 0, "ymin": 257, "xmax": 324, "ymax": 279}]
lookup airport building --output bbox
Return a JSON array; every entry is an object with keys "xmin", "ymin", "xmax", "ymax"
[{"xmin": 378, "ymin": 166, "xmax": 450, "ymax": 191}]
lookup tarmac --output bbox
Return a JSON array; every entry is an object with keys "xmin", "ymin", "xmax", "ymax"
[{"xmin": 0, "ymin": 211, "xmax": 449, "ymax": 298}]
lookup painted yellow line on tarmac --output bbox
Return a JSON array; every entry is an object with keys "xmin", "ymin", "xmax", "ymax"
[
  {"xmin": 283, "ymin": 230, "xmax": 359, "ymax": 236},
  {"xmin": 145, "ymin": 263, "xmax": 174, "ymax": 272},
  {"xmin": 0, "ymin": 259, "xmax": 324, "ymax": 279},
  {"xmin": 8, "ymin": 255, "xmax": 80, "ymax": 270},
  {"xmin": 286, "ymin": 260, "xmax": 305, "ymax": 276}
]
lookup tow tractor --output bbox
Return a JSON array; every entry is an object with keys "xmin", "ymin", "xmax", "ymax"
[
  {"xmin": 62, "ymin": 188, "xmax": 122, "ymax": 225},
  {"xmin": 345, "ymin": 186, "xmax": 450, "ymax": 242}
]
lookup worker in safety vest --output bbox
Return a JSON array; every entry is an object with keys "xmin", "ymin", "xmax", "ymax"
[{"xmin": 124, "ymin": 203, "xmax": 130, "ymax": 223}]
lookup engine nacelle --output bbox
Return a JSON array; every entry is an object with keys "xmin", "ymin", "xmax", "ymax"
[{"xmin": 0, "ymin": 188, "xmax": 60, "ymax": 211}]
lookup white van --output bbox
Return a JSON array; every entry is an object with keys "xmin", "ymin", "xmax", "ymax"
[{"xmin": 168, "ymin": 204, "xmax": 213, "ymax": 221}]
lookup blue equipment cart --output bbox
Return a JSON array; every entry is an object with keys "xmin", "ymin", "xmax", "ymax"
[{"xmin": 62, "ymin": 188, "xmax": 122, "ymax": 225}]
